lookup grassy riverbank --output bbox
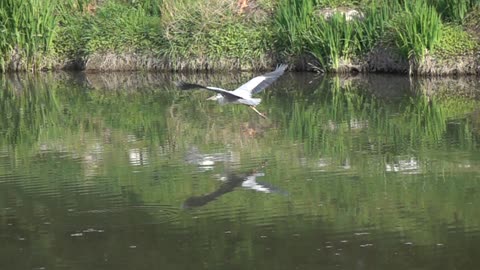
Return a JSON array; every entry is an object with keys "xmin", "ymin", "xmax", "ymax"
[{"xmin": 1, "ymin": 0, "xmax": 480, "ymax": 74}]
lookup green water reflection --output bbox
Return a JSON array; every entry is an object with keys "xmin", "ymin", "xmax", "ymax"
[{"xmin": 0, "ymin": 72, "xmax": 479, "ymax": 270}]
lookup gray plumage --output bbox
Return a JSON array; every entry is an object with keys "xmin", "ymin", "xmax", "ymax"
[{"xmin": 175, "ymin": 64, "xmax": 288, "ymax": 118}]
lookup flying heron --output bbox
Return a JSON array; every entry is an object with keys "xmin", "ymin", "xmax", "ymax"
[{"xmin": 175, "ymin": 64, "xmax": 288, "ymax": 118}]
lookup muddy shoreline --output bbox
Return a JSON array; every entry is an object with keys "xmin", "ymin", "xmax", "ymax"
[{"xmin": 39, "ymin": 47, "xmax": 478, "ymax": 76}]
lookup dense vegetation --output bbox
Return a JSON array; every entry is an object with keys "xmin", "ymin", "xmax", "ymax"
[{"xmin": 1, "ymin": 0, "xmax": 479, "ymax": 73}]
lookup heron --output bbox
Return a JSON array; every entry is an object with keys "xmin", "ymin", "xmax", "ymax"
[{"xmin": 175, "ymin": 64, "xmax": 288, "ymax": 118}]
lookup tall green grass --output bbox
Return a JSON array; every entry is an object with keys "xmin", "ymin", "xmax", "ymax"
[
  {"xmin": 0, "ymin": 0, "xmax": 58, "ymax": 71},
  {"xmin": 306, "ymin": 13, "xmax": 360, "ymax": 70},
  {"xmin": 56, "ymin": 0, "xmax": 92, "ymax": 14},
  {"xmin": 275, "ymin": 0, "xmax": 401, "ymax": 71},
  {"xmin": 274, "ymin": 0, "xmax": 478, "ymax": 71},
  {"xmin": 55, "ymin": 1, "xmax": 163, "ymax": 58},
  {"xmin": 82, "ymin": 2, "xmax": 162, "ymax": 53},
  {"xmin": 278, "ymin": 0, "xmax": 399, "ymax": 71},
  {"xmin": 160, "ymin": 0, "xmax": 271, "ymax": 69},
  {"xmin": 123, "ymin": 0, "xmax": 163, "ymax": 16},
  {"xmin": 275, "ymin": 0, "xmax": 315, "ymax": 55},
  {"xmin": 429, "ymin": 0, "xmax": 480, "ymax": 21},
  {"xmin": 1, "ymin": 0, "xmax": 480, "ymax": 72},
  {"xmin": 391, "ymin": 1, "xmax": 442, "ymax": 62},
  {"xmin": 357, "ymin": 1, "xmax": 401, "ymax": 50}
]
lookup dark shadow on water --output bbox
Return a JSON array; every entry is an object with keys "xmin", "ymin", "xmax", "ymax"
[{"xmin": 183, "ymin": 160, "xmax": 287, "ymax": 209}]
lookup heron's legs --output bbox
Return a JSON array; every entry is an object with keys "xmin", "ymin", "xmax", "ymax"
[{"xmin": 249, "ymin": 106, "xmax": 267, "ymax": 119}]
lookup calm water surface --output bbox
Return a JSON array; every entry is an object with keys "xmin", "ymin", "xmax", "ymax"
[{"xmin": 0, "ymin": 72, "xmax": 479, "ymax": 270}]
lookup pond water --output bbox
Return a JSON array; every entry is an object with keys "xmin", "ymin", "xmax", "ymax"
[{"xmin": 0, "ymin": 71, "xmax": 479, "ymax": 270}]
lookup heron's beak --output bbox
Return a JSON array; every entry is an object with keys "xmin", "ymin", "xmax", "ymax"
[{"xmin": 207, "ymin": 96, "xmax": 216, "ymax": 100}]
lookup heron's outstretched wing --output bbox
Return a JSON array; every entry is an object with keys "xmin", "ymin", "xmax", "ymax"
[
  {"xmin": 233, "ymin": 64, "xmax": 288, "ymax": 96},
  {"xmin": 175, "ymin": 81, "xmax": 245, "ymax": 100},
  {"xmin": 204, "ymin": 86, "xmax": 246, "ymax": 100}
]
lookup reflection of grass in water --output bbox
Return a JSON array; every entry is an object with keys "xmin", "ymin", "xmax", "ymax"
[
  {"xmin": 1, "ymin": 73, "xmax": 478, "ymax": 159},
  {"xmin": 161, "ymin": 76, "xmax": 480, "ymax": 239},
  {"xmin": 282, "ymin": 77, "xmax": 478, "ymax": 159},
  {"xmin": 284, "ymin": 78, "xmax": 372, "ymax": 159},
  {"xmin": 401, "ymin": 95, "xmax": 446, "ymax": 143},
  {"xmin": 1, "ymin": 73, "xmax": 480, "ymax": 247},
  {"xmin": 1, "ymin": 73, "xmax": 477, "ymax": 170},
  {"xmin": 0, "ymin": 74, "xmax": 62, "ymax": 146}
]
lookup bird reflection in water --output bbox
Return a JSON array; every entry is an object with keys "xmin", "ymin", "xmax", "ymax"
[{"xmin": 183, "ymin": 161, "xmax": 286, "ymax": 208}]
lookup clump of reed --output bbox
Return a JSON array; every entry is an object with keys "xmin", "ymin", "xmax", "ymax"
[
  {"xmin": 0, "ymin": 0, "xmax": 59, "ymax": 71},
  {"xmin": 275, "ymin": 0, "xmax": 397, "ymax": 72},
  {"xmin": 274, "ymin": 0, "xmax": 316, "ymax": 55},
  {"xmin": 390, "ymin": 1, "xmax": 442, "ymax": 63},
  {"xmin": 274, "ymin": 0, "xmax": 476, "ymax": 73},
  {"xmin": 429, "ymin": 0, "xmax": 480, "ymax": 22}
]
